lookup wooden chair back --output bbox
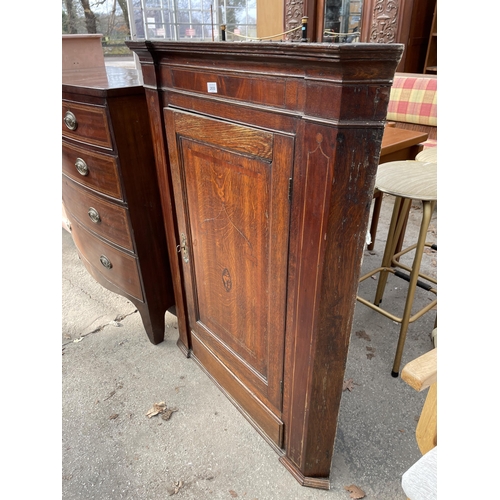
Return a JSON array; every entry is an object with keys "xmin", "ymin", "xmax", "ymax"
[{"xmin": 401, "ymin": 347, "xmax": 437, "ymax": 454}]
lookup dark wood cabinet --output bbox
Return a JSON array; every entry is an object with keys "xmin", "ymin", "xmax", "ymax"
[
  {"xmin": 282, "ymin": 1, "xmax": 436, "ymax": 74},
  {"xmin": 128, "ymin": 40, "xmax": 403, "ymax": 488},
  {"xmin": 360, "ymin": 0, "xmax": 436, "ymax": 73},
  {"xmin": 62, "ymin": 67, "xmax": 175, "ymax": 344},
  {"xmin": 424, "ymin": 5, "xmax": 437, "ymax": 73}
]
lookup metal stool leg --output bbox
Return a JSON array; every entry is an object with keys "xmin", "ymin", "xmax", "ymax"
[
  {"xmin": 374, "ymin": 197, "xmax": 412, "ymax": 306},
  {"xmin": 391, "ymin": 200, "xmax": 433, "ymax": 377},
  {"xmin": 393, "ymin": 201, "xmax": 412, "ymax": 259}
]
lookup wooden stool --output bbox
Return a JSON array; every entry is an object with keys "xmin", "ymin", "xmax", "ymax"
[{"xmin": 357, "ymin": 161, "xmax": 437, "ymax": 377}]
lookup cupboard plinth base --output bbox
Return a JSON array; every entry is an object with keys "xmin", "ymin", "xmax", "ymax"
[{"xmin": 279, "ymin": 456, "xmax": 331, "ymax": 490}]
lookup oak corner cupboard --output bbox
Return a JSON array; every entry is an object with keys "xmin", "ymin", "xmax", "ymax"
[
  {"xmin": 62, "ymin": 66, "xmax": 175, "ymax": 345},
  {"xmin": 127, "ymin": 40, "xmax": 403, "ymax": 488}
]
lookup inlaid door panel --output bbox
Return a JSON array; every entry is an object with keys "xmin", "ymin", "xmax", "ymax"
[{"xmin": 165, "ymin": 109, "xmax": 294, "ymax": 446}]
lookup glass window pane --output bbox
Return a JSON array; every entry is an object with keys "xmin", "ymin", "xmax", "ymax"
[
  {"xmin": 350, "ymin": 1, "xmax": 362, "ymax": 14},
  {"xmin": 177, "ymin": 11, "xmax": 190, "ymax": 23},
  {"xmin": 135, "ymin": 0, "xmax": 257, "ymax": 41},
  {"xmin": 179, "ymin": 24, "xmax": 204, "ymax": 38},
  {"xmin": 225, "ymin": 6, "xmax": 246, "ymax": 26},
  {"xmin": 202, "ymin": 10, "xmax": 213, "ymax": 24}
]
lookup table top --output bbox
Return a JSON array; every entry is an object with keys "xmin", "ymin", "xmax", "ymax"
[
  {"xmin": 381, "ymin": 127, "xmax": 428, "ymax": 157},
  {"xmin": 375, "ymin": 161, "xmax": 437, "ymax": 201}
]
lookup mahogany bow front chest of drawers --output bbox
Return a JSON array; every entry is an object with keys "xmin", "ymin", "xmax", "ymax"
[
  {"xmin": 127, "ymin": 41, "xmax": 403, "ymax": 488},
  {"xmin": 62, "ymin": 67, "xmax": 175, "ymax": 344}
]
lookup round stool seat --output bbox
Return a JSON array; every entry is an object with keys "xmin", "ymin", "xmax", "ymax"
[
  {"xmin": 416, "ymin": 147, "xmax": 437, "ymax": 163},
  {"xmin": 375, "ymin": 161, "xmax": 437, "ymax": 201}
]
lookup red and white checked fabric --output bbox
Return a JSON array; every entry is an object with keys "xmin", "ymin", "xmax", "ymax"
[{"xmin": 387, "ymin": 76, "xmax": 437, "ymax": 127}]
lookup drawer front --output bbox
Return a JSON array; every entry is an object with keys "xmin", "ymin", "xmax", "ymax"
[
  {"xmin": 62, "ymin": 176, "xmax": 133, "ymax": 251},
  {"xmin": 62, "ymin": 141, "xmax": 123, "ymax": 200},
  {"xmin": 68, "ymin": 216, "xmax": 143, "ymax": 301},
  {"xmin": 62, "ymin": 100, "xmax": 112, "ymax": 149}
]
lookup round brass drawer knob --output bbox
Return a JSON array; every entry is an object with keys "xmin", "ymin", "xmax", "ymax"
[
  {"xmin": 99, "ymin": 255, "xmax": 112, "ymax": 270},
  {"xmin": 64, "ymin": 110, "xmax": 78, "ymax": 131},
  {"xmin": 75, "ymin": 158, "xmax": 89, "ymax": 176},
  {"xmin": 88, "ymin": 207, "xmax": 101, "ymax": 224}
]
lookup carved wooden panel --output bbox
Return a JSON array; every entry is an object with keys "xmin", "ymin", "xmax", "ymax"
[
  {"xmin": 360, "ymin": 0, "xmax": 436, "ymax": 72},
  {"xmin": 284, "ymin": 0, "xmax": 306, "ymax": 41},
  {"xmin": 369, "ymin": 0, "xmax": 400, "ymax": 42}
]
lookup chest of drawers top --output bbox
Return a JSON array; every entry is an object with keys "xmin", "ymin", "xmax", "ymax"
[{"xmin": 62, "ymin": 66, "xmax": 144, "ymax": 96}]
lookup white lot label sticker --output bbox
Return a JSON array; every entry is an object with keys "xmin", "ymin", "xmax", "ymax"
[{"xmin": 207, "ymin": 82, "xmax": 218, "ymax": 93}]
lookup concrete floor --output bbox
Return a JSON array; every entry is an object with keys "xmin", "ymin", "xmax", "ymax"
[{"xmin": 62, "ymin": 190, "xmax": 437, "ymax": 499}]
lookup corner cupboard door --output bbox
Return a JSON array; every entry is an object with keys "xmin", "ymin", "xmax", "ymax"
[{"xmin": 165, "ymin": 109, "xmax": 293, "ymax": 448}]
